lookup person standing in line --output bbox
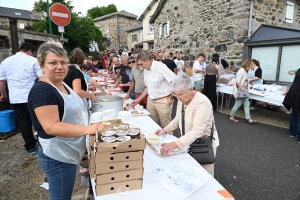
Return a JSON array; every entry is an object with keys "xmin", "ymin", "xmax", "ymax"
[
  {"xmin": 283, "ymin": 68, "xmax": 300, "ymax": 142},
  {"xmin": 162, "ymin": 53, "xmax": 177, "ymax": 73},
  {"xmin": 117, "ymin": 56, "xmax": 130, "ymax": 93},
  {"xmin": 157, "ymin": 53, "xmax": 163, "ymax": 62},
  {"xmin": 193, "ymin": 53, "xmax": 206, "ymax": 92},
  {"xmin": 126, "ymin": 50, "xmax": 148, "ymax": 106},
  {"xmin": 132, "ymin": 52, "xmax": 176, "ymax": 128},
  {"xmin": 203, "ymin": 56, "xmax": 220, "ymax": 111},
  {"xmin": 28, "ymin": 40, "xmax": 105, "ymax": 199},
  {"xmin": 174, "ymin": 53, "xmax": 185, "ymax": 74},
  {"xmin": 0, "ymin": 42, "xmax": 41, "ymax": 155},
  {"xmin": 229, "ymin": 59, "xmax": 257, "ymax": 124}
]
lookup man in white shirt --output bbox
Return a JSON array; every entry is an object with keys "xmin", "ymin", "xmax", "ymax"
[
  {"xmin": 132, "ymin": 52, "xmax": 176, "ymax": 128},
  {"xmin": 193, "ymin": 53, "xmax": 206, "ymax": 91},
  {"xmin": 0, "ymin": 42, "xmax": 41, "ymax": 155},
  {"xmin": 174, "ymin": 53, "xmax": 185, "ymax": 74}
]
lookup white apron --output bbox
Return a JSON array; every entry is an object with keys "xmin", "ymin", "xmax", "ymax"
[
  {"xmin": 39, "ymin": 78, "xmax": 86, "ymax": 165},
  {"xmin": 248, "ymin": 67, "xmax": 263, "ymax": 85},
  {"xmin": 73, "ymin": 64, "xmax": 90, "ymax": 126}
]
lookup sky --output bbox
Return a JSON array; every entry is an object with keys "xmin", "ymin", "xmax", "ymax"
[{"xmin": 0, "ymin": 0, "xmax": 149, "ymax": 16}]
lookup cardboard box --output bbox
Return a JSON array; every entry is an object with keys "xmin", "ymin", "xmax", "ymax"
[
  {"xmin": 94, "ymin": 131, "xmax": 146, "ymax": 153},
  {"xmin": 95, "ymin": 160, "xmax": 143, "ymax": 175},
  {"xmin": 90, "ymin": 168, "xmax": 96, "ymax": 179},
  {"xmin": 89, "ymin": 135, "xmax": 96, "ymax": 147},
  {"xmin": 96, "ymin": 179, "xmax": 143, "ymax": 196},
  {"xmin": 90, "ymin": 158, "xmax": 95, "ymax": 169},
  {"xmin": 95, "ymin": 150, "xmax": 144, "ymax": 163},
  {"xmin": 96, "ymin": 168, "xmax": 143, "ymax": 185}
]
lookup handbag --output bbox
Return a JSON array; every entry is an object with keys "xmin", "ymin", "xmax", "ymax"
[
  {"xmin": 236, "ymin": 89, "xmax": 249, "ymax": 99},
  {"xmin": 181, "ymin": 104, "xmax": 215, "ymax": 164}
]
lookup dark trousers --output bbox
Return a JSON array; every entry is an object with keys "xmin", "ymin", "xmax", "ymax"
[
  {"xmin": 203, "ymin": 75, "xmax": 217, "ymax": 111},
  {"xmin": 289, "ymin": 109, "xmax": 300, "ymax": 141},
  {"xmin": 10, "ymin": 103, "xmax": 36, "ymax": 151}
]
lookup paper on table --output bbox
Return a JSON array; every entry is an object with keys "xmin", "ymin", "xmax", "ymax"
[{"xmin": 40, "ymin": 182, "xmax": 49, "ymax": 190}]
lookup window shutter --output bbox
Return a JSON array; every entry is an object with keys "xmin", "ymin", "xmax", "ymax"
[
  {"xmin": 286, "ymin": 1, "xmax": 294, "ymax": 23},
  {"xmin": 159, "ymin": 24, "xmax": 162, "ymax": 38},
  {"xmin": 166, "ymin": 21, "xmax": 170, "ymax": 37}
]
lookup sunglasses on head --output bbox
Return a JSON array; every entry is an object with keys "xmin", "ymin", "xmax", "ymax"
[{"xmin": 128, "ymin": 60, "xmax": 135, "ymax": 64}]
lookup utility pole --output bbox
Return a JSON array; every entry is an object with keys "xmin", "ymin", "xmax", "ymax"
[{"xmin": 47, "ymin": 0, "xmax": 52, "ymax": 34}]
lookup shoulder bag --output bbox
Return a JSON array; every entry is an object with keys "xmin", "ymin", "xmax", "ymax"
[
  {"xmin": 181, "ymin": 104, "xmax": 215, "ymax": 164},
  {"xmin": 236, "ymin": 70, "xmax": 249, "ymax": 99}
]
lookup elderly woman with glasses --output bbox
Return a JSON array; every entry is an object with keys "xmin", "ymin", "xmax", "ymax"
[
  {"xmin": 27, "ymin": 40, "xmax": 105, "ymax": 199},
  {"xmin": 155, "ymin": 73, "xmax": 219, "ymax": 176}
]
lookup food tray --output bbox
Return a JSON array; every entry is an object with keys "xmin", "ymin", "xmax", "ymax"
[
  {"xmin": 249, "ymin": 90, "xmax": 268, "ymax": 97},
  {"xmin": 146, "ymin": 135, "xmax": 188, "ymax": 157},
  {"xmin": 156, "ymin": 161, "xmax": 211, "ymax": 198}
]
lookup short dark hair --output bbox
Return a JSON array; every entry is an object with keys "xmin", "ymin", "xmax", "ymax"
[
  {"xmin": 20, "ymin": 42, "xmax": 36, "ymax": 53},
  {"xmin": 69, "ymin": 48, "xmax": 85, "ymax": 65},
  {"xmin": 92, "ymin": 57, "xmax": 98, "ymax": 62},
  {"xmin": 212, "ymin": 56, "xmax": 219, "ymax": 63},
  {"xmin": 79, "ymin": 64, "xmax": 88, "ymax": 71},
  {"xmin": 137, "ymin": 52, "xmax": 152, "ymax": 62},
  {"xmin": 197, "ymin": 53, "xmax": 205, "ymax": 59}
]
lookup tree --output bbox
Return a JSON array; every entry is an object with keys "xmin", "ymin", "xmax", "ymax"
[
  {"xmin": 87, "ymin": 4, "xmax": 117, "ymax": 19},
  {"xmin": 32, "ymin": 0, "xmax": 103, "ymax": 54},
  {"xmin": 33, "ymin": 0, "xmax": 47, "ymax": 12}
]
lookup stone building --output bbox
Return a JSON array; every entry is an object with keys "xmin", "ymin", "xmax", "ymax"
[
  {"xmin": 127, "ymin": 23, "xmax": 143, "ymax": 50},
  {"xmin": 150, "ymin": 0, "xmax": 300, "ymax": 83},
  {"xmin": 137, "ymin": 0, "xmax": 160, "ymax": 50},
  {"xmin": 0, "ymin": 6, "xmax": 59, "ymax": 62},
  {"xmin": 94, "ymin": 10, "xmax": 140, "ymax": 49}
]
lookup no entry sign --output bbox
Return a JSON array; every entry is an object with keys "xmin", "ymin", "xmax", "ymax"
[{"xmin": 49, "ymin": 3, "xmax": 71, "ymax": 26}]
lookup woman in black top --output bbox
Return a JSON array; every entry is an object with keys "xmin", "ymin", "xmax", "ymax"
[
  {"xmin": 63, "ymin": 48, "xmax": 96, "ymax": 125},
  {"xmin": 283, "ymin": 68, "xmax": 300, "ymax": 142},
  {"xmin": 248, "ymin": 59, "xmax": 263, "ymax": 110}
]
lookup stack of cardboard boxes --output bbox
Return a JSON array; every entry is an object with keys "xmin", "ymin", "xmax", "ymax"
[{"xmin": 89, "ymin": 120, "xmax": 146, "ymax": 196}]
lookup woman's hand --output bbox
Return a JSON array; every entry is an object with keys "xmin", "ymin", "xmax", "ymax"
[
  {"xmin": 90, "ymin": 93, "xmax": 97, "ymax": 101},
  {"xmin": 155, "ymin": 129, "xmax": 166, "ymax": 136},
  {"xmin": 160, "ymin": 142, "xmax": 178, "ymax": 155},
  {"xmin": 86, "ymin": 122, "xmax": 106, "ymax": 135},
  {"xmin": 88, "ymin": 86, "xmax": 96, "ymax": 92}
]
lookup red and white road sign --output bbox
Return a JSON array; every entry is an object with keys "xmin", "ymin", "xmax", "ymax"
[{"xmin": 49, "ymin": 3, "xmax": 71, "ymax": 26}]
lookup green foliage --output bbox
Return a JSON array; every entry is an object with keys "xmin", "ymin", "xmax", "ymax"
[
  {"xmin": 33, "ymin": 0, "xmax": 47, "ymax": 12},
  {"xmin": 87, "ymin": 4, "xmax": 117, "ymax": 19},
  {"xmin": 32, "ymin": 0, "xmax": 103, "ymax": 54}
]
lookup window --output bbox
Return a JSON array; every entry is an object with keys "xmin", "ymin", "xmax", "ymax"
[
  {"xmin": 0, "ymin": 36, "xmax": 7, "ymax": 48},
  {"xmin": 159, "ymin": 21, "xmax": 169, "ymax": 38},
  {"xmin": 149, "ymin": 23, "xmax": 154, "ymax": 33},
  {"xmin": 105, "ymin": 26, "xmax": 109, "ymax": 33},
  {"xmin": 14, "ymin": 12, "xmax": 22, "ymax": 16},
  {"xmin": 251, "ymin": 45, "xmax": 300, "ymax": 83},
  {"xmin": 252, "ymin": 47, "xmax": 279, "ymax": 81},
  {"xmin": 286, "ymin": 1, "xmax": 294, "ymax": 23},
  {"xmin": 279, "ymin": 45, "xmax": 300, "ymax": 82},
  {"xmin": 19, "ymin": 23, "xmax": 24, "ymax": 29},
  {"xmin": 132, "ymin": 34, "xmax": 137, "ymax": 42}
]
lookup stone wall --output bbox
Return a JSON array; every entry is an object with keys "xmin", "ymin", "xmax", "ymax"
[
  {"xmin": 127, "ymin": 29, "xmax": 143, "ymax": 49},
  {"xmin": 153, "ymin": 0, "xmax": 300, "ymax": 68},
  {"xmin": 95, "ymin": 16, "xmax": 140, "ymax": 49},
  {"xmin": 0, "ymin": 26, "xmax": 59, "ymax": 63}
]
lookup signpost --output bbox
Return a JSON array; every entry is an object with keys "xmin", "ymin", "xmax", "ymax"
[{"xmin": 49, "ymin": 3, "xmax": 71, "ymax": 43}]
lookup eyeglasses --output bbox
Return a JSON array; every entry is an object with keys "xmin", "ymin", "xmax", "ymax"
[
  {"xmin": 44, "ymin": 61, "xmax": 68, "ymax": 67},
  {"xmin": 128, "ymin": 60, "xmax": 135, "ymax": 64}
]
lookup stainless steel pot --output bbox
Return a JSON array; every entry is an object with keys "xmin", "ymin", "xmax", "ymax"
[{"xmin": 91, "ymin": 96, "xmax": 123, "ymax": 117}]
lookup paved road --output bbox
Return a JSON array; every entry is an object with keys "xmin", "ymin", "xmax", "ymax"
[{"xmin": 214, "ymin": 112, "xmax": 300, "ymax": 200}]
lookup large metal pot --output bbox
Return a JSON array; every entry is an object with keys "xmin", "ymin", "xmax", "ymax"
[{"xmin": 91, "ymin": 96, "xmax": 123, "ymax": 117}]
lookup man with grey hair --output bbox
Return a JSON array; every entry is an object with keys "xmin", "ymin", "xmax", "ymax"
[
  {"xmin": 157, "ymin": 53, "xmax": 163, "ymax": 62},
  {"xmin": 132, "ymin": 52, "xmax": 176, "ymax": 128},
  {"xmin": 174, "ymin": 53, "xmax": 185, "ymax": 74},
  {"xmin": 162, "ymin": 53, "xmax": 177, "ymax": 73}
]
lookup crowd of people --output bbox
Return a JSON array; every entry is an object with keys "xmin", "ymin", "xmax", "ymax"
[{"xmin": 0, "ymin": 40, "xmax": 299, "ymax": 199}]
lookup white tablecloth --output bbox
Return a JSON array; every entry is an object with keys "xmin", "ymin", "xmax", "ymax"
[
  {"xmin": 91, "ymin": 116, "xmax": 233, "ymax": 200},
  {"xmin": 216, "ymin": 85, "xmax": 284, "ymax": 106}
]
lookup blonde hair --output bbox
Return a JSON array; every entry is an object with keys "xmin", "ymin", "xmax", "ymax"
[
  {"xmin": 241, "ymin": 59, "xmax": 254, "ymax": 69},
  {"xmin": 36, "ymin": 40, "xmax": 68, "ymax": 65}
]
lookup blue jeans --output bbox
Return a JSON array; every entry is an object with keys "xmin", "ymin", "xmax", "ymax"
[
  {"xmin": 38, "ymin": 147, "xmax": 77, "ymax": 200},
  {"xmin": 289, "ymin": 110, "xmax": 300, "ymax": 141},
  {"xmin": 250, "ymin": 99, "xmax": 258, "ymax": 107}
]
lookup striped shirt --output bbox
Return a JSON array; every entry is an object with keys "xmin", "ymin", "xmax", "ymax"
[{"xmin": 145, "ymin": 61, "xmax": 176, "ymax": 99}]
